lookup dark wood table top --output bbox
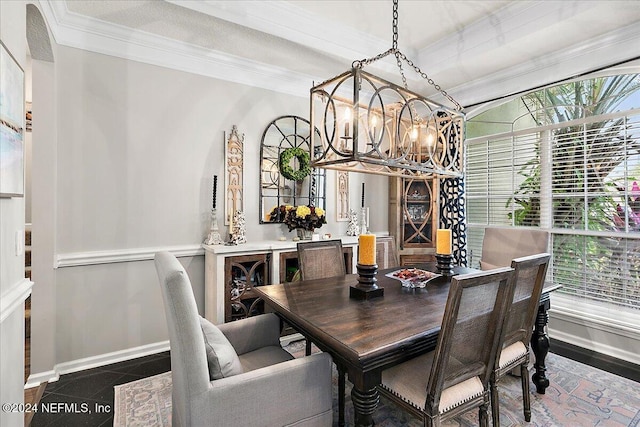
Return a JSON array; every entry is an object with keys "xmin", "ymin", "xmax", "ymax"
[
  {"xmin": 256, "ymin": 263, "xmax": 478, "ymax": 376},
  {"xmin": 256, "ymin": 263, "xmax": 561, "ymax": 378}
]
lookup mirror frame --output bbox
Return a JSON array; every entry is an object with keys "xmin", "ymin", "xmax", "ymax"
[{"xmin": 259, "ymin": 115, "xmax": 326, "ymax": 224}]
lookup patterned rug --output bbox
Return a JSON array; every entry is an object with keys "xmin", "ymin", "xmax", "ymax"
[{"xmin": 114, "ymin": 341, "xmax": 640, "ymax": 426}]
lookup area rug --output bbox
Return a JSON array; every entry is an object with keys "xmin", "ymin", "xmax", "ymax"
[{"xmin": 114, "ymin": 342, "xmax": 640, "ymax": 426}]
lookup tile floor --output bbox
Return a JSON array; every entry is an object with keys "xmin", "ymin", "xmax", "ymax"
[{"xmin": 29, "ymin": 351, "xmax": 170, "ymax": 427}]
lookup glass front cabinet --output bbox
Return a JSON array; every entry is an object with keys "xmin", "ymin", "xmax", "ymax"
[{"xmin": 389, "ymin": 178, "xmax": 438, "ymax": 265}]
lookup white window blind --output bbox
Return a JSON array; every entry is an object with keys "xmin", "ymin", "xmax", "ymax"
[{"xmin": 466, "ymin": 109, "xmax": 640, "ymax": 310}]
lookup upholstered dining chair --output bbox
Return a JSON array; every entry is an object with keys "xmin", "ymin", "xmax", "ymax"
[
  {"xmin": 479, "ymin": 226, "xmax": 549, "ymax": 270},
  {"xmin": 379, "ymin": 267, "xmax": 516, "ymax": 427},
  {"xmin": 154, "ymin": 251, "xmax": 333, "ymax": 427},
  {"xmin": 376, "ymin": 235, "xmax": 400, "ymax": 269},
  {"xmin": 296, "ymin": 240, "xmax": 348, "ymax": 426},
  {"xmin": 297, "ymin": 239, "xmax": 346, "ymax": 281},
  {"xmin": 490, "ymin": 253, "xmax": 550, "ymax": 427}
]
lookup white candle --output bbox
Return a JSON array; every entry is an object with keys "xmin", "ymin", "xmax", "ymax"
[
  {"xmin": 344, "ymin": 107, "xmax": 351, "ymax": 137},
  {"xmin": 371, "ymin": 115, "xmax": 377, "ymax": 140}
]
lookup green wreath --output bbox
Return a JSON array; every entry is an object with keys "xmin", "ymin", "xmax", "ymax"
[{"xmin": 279, "ymin": 147, "xmax": 311, "ymax": 181}]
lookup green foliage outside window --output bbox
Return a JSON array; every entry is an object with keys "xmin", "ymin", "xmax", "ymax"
[{"xmin": 506, "ymin": 75, "xmax": 640, "ymax": 308}]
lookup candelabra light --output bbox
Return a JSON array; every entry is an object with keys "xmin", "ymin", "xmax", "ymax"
[{"xmin": 310, "ymin": 0, "xmax": 464, "ymax": 179}]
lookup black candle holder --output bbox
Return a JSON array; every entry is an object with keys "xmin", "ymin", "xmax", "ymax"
[
  {"xmin": 436, "ymin": 254, "xmax": 454, "ymax": 277},
  {"xmin": 350, "ymin": 263, "xmax": 384, "ymax": 300}
]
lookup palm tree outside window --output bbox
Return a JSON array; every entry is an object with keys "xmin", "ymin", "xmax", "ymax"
[{"xmin": 466, "ymin": 74, "xmax": 640, "ymax": 312}]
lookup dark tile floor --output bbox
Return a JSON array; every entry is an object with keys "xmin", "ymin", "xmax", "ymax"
[{"xmin": 29, "ymin": 351, "xmax": 170, "ymax": 427}]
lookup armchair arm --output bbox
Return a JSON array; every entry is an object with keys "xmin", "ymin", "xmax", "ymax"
[
  {"xmin": 217, "ymin": 313, "xmax": 282, "ymax": 355},
  {"xmin": 191, "ymin": 352, "xmax": 333, "ymax": 426}
]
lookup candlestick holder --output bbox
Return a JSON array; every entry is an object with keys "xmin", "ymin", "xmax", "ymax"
[
  {"xmin": 359, "ymin": 206, "xmax": 369, "ymax": 235},
  {"xmin": 436, "ymin": 254, "xmax": 454, "ymax": 277},
  {"xmin": 350, "ymin": 263, "xmax": 384, "ymax": 299},
  {"xmin": 204, "ymin": 209, "xmax": 224, "ymax": 245}
]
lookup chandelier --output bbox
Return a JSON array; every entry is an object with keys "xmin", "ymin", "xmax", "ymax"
[{"xmin": 310, "ymin": 0, "xmax": 465, "ymax": 178}]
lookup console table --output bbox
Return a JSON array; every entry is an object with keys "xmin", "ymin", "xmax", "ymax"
[{"xmin": 202, "ymin": 237, "xmax": 359, "ymax": 324}]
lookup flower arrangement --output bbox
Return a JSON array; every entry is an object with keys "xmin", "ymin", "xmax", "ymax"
[{"xmin": 266, "ymin": 204, "xmax": 326, "ymax": 231}]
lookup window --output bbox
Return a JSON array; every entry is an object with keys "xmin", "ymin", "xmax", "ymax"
[{"xmin": 466, "ymin": 75, "xmax": 640, "ymax": 311}]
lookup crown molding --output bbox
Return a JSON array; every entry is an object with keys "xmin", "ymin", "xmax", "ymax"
[
  {"xmin": 36, "ymin": 1, "xmax": 640, "ymax": 108},
  {"xmin": 38, "ymin": 0, "xmax": 315, "ymax": 98},
  {"xmin": 165, "ymin": 0, "xmax": 388, "ymax": 63},
  {"xmin": 451, "ymin": 21, "xmax": 640, "ymax": 111}
]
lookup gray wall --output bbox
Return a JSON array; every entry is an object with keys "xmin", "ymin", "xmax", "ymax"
[{"xmin": 29, "ymin": 41, "xmax": 388, "ymax": 379}]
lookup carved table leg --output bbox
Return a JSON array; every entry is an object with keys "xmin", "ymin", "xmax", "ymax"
[
  {"xmin": 351, "ymin": 386, "xmax": 379, "ymax": 427},
  {"xmin": 531, "ymin": 299, "xmax": 551, "ymax": 394}
]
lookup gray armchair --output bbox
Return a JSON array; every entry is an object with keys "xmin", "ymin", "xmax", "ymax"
[{"xmin": 154, "ymin": 251, "xmax": 333, "ymax": 427}]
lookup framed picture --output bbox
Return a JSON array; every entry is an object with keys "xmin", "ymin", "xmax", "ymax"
[{"xmin": 0, "ymin": 40, "xmax": 25, "ymax": 198}]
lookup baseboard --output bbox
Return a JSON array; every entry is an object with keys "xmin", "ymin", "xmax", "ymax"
[
  {"xmin": 24, "ymin": 370, "xmax": 58, "ymax": 389},
  {"xmin": 551, "ymin": 339, "xmax": 640, "ymax": 383},
  {"xmin": 25, "ymin": 340, "xmax": 170, "ymax": 388}
]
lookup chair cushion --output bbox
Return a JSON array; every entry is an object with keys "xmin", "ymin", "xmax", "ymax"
[
  {"xmin": 239, "ymin": 345, "xmax": 295, "ymax": 372},
  {"xmin": 199, "ymin": 316, "xmax": 243, "ymax": 380},
  {"xmin": 439, "ymin": 377, "xmax": 484, "ymax": 413},
  {"xmin": 381, "ymin": 351, "xmax": 484, "ymax": 414},
  {"xmin": 498, "ymin": 341, "xmax": 528, "ymax": 369}
]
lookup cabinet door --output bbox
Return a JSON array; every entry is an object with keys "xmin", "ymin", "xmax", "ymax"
[
  {"xmin": 402, "ymin": 179, "xmax": 436, "ymax": 248},
  {"xmin": 224, "ymin": 254, "xmax": 270, "ymax": 322}
]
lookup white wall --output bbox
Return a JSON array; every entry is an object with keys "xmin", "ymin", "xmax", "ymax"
[
  {"xmin": 0, "ymin": 2, "xmax": 29, "ymax": 426},
  {"xmin": 28, "ymin": 42, "xmax": 388, "ymax": 380}
]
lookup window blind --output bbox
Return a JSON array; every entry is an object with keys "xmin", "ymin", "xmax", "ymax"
[{"xmin": 466, "ymin": 109, "xmax": 640, "ymax": 310}]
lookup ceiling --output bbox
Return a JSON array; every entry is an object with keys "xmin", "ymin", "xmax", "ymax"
[{"xmin": 40, "ymin": 1, "xmax": 640, "ymax": 113}]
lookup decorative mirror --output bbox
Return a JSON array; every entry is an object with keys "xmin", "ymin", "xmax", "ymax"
[{"xmin": 259, "ymin": 115, "xmax": 326, "ymax": 224}]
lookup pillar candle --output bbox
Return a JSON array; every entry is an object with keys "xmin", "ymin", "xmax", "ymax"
[
  {"xmin": 436, "ymin": 229, "xmax": 452, "ymax": 255},
  {"xmin": 212, "ymin": 175, "xmax": 217, "ymax": 209},
  {"xmin": 359, "ymin": 234, "xmax": 376, "ymax": 265}
]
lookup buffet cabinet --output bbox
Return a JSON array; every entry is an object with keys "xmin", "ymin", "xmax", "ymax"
[
  {"xmin": 203, "ymin": 238, "xmax": 359, "ymax": 324},
  {"xmin": 388, "ymin": 177, "xmax": 438, "ymax": 265}
]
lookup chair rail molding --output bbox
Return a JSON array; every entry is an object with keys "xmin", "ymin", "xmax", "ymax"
[
  {"xmin": 55, "ymin": 245, "xmax": 204, "ymax": 268},
  {"xmin": 0, "ymin": 278, "xmax": 34, "ymax": 323}
]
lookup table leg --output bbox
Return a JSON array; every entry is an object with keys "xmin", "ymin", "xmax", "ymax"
[
  {"xmin": 351, "ymin": 386, "xmax": 379, "ymax": 427},
  {"xmin": 531, "ymin": 299, "xmax": 550, "ymax": 394},
  {"xmin": 338, "ymin": 365, "xmax": 346, "ymax": 427}
]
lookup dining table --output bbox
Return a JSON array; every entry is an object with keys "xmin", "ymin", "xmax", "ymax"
[{"xmin": 254, "ymin": 263, "xmax": 560, "ymax": 427}]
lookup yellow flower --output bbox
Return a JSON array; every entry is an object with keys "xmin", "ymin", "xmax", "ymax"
[
  {"xmin": 296, "ymin": 205, "xmax": 311, "ymax": 218},
  {"xmin": 315, "ymin": 207, "xmax": 325, "ymax": 217}
]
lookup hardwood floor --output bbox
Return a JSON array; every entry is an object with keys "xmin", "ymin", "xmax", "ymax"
[{"xmin": 24, "ymin": 383, "xmax": 47, "ymax": 427}]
